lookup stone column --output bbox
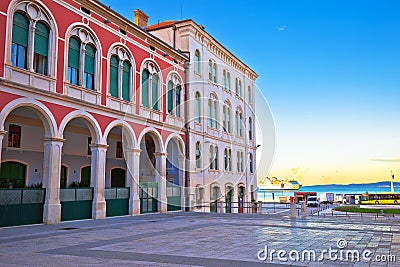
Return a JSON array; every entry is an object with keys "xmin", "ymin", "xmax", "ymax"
[
  {"xmin": 126, "ymin": 148, "xmax": 141, "ymax": 215},
  {"xmin": 232, "ymin": 188, "xmax": 238, "ymax": 214},
  {"xmin": 178, "ymin": 154, "xmax": 185, "ymax": 211},
  {"xmin": 42, "ymin": 138, "xmax": 64, "ymax": 224},
  {"xmin": 90, "ymin": 143, "xmax": 108, "ymax": 220},
  {"xmin": 0, "ymin": 131, "xmax": 6, "ymax": 165},
  {"xmin": 155, "ymin": 152, "xmax": 167, "ymax": 213}
]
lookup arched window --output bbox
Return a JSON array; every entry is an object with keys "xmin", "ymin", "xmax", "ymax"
[
  {"xmin": 249, "ymin": 117, "xmax": 253, "ymax": 140},
  {"xmin": 227, "ymin": 106, "xmax": 231, "ymax": 133},
  {"xmin": 195, "ymin": 141, "xmax": 201, "ymax": 168},
  {"xmin": 224, "ymin": 148, "xmax": 228, "ymax": 170},
  {"xmin": 141, "ymin": 61, "xmax": 160, "ymax": 110},
  {"xmin": 239, "ymin": 112, "xmax": 243, "ymax": 137},
  {"xmin": 84, "ymin": 44, "xmax": 96, "ymax": 90},
  {"xmin": 223, "ymin": 105, "xmax": 227, "ymax": 131},
  {"xmin": 195, "ymin": 92, "xmax": 201, "ymax": 123},
  {"xmin": 214, "ymin": 146, "xmax": 218, "ymax": 170},
  {"xmin": 249, "ymin": 153, "xmax": 254, "ymax": 173},
  {"xmin": 176, "ymin": 85, "xmax": 182, "ymax": 117},
  {"xmin": 237, "ymin": 151, "xmax": 241, "ymax": 172},
  {"xmin": 208, "ymin": 59, "xmax": 212, "ymax": 80},
  {"xmin": 0, "ymin": 161, "xmax": 26, "ymax": 188},
  {"xmin": 223, "ymin": 70, "xmax": 227, "ymax": 88},
  {"xmin": 195, "ymin": 49, "xmax": 200, "ymax": 73},
  {"xmin": 213, "ymin": 100, "xmax": 217, "ymax": 128},
  {"xmin": 213, "ymin": 62, "xmax": 217, "ymax": 83},
  {"xmin": 235, "ymin": 78, "xmax": 242, "ymax": 97},
  {"xmin": 122, "ymin": 61, "xmax": 131, "ymax": 101},
  {"xmin": 109, "ymin": 55, "xmax": 119, "ymax": 98},
  {"xmin": 236, "ymin": 109, "xmax": 243, "ymax": 137},
  {"xmin": 227, "ymin": 72, "xmax": 231, "ymax": 91},
  {"xmin": 241, "ymin": 152, "xmax": 244, "ymax": 172},
  {"xmin": 209, "ymin": 145, "xmax": 214, "ymax": 170},
  {"xmin": 33, "ymin": 22, "xmax": 49, "ymax": 75},
  {"xmin": 223, "ymin": 101, "xmax": 231, "ymax": 133},
  {"xmin": 208, "ymin": 94, "xmax": 218, "ymax": 129},
  {"xmin": 228, "ymin": 149, "xmax": 232, "ymax": 171},
  {"xmin": 109, "ymin": 47, "xmax": 133, "ymax": 101},
  {"xmin": 248, "ymin": 86, "xmax": 252, "ymax": 104},
  {"xmin": 167, "ymin": 81, "xmax": 174, "ymax": 114},
  {"xmin": 11, "ymin": 12, "xmax": 29, "ymax": 69},
  {"xmin": 68, "ymin": 37, "xmax": 80, "ymax": 85},
  {"xmin": 151, "ymin": 74, "xmax": 159, "ymax": 110},
  {"xmin": 167, "ymin": 74, "xmax": 183, "ymax": 117},
  {"xmin": 208, "ymin": 99, "xmax": 212, "ymax": 127},
  {"xmin": 142, "ymin": 69, "xmax": 150, "ymax": 107},
  {"xmin": 67, "ymin": 27, "xmax": 99, "ymax": 90},
  {"xmin": 10, "ymin": 4, "xmax": 55, "ymax": 77}
]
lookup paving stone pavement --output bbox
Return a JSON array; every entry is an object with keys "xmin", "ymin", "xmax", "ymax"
[{"xmin": 0, "ymin": 212, "xmax": 399, "ymax": 266}]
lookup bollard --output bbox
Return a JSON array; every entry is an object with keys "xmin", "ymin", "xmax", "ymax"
[
  {"xmin": 300, "ymin": 201, "xmax": 307, "ymax": 217},
  {"xmin": 258, "ymin": 201, "xmax": 263, "ymax": 214},
  {"xmin": 290, "ymin": 202, "xmax": 296, "ymax": 218},
  {"xmin": 219, "ymin": 201, "xmax": 224, "ymax": 214}
]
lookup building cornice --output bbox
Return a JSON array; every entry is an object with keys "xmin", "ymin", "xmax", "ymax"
[
  {"xmin": 149, "ymin": 19, "xmax": 258, "ymax": 81},
  {"xmin": 74, "ymin": 0, "xmax": 188, "ymax": 63}
]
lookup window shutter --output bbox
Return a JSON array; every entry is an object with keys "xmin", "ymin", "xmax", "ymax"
[
  {"xmin": 176, "ymin": 85, "xmax": 181, "ymax": 117},
  {"xmin": 109, "ymin": 56, "xmax": 119, "ymax": 98},
  {"xmin": 68, "ymin": 38, "xmax": 80, "ymax": 69},
  {"xmin": 167, "ymin": 81, "xmax": 173, "ymax": 113},
  {"xmin": 34, "ymin": 22, "xmax": 49, "ymax": 56},
  {"xmin": 84, "ymin": 45, "xmax": 95, "ymax": 75},
  {"xmin": 151, "ymin": 74, "xmax": 159, "ymax": 110},
  {"xmin": 12, "ymin": 13, "xmax": 29, "ymax": 46},
  {"xmin": 141, "ymin": 70, "xmax": 149, "ymax": 107},
  {"xmin": 122, "ymin": 61, "xmax": 131, "ymax": 101}
]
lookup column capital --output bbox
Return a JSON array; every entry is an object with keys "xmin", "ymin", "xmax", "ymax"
[
  {"xmin": 126, "ymin": 148, "xmax": 142, "ymax": 154},
  {"xmin": 43, "ymin": 137, "xmax": 65, "ymax": 143},
  {"xmin": 0, "ymin": 130, "xmax": 7, "ymax": 136},
  {"xmin": 154, "ymin": 152, "xmax": 168, "ymax": 157},
  {"xmin": 89, "ymin": 143, "xmax": 109, "ymax": 149}
]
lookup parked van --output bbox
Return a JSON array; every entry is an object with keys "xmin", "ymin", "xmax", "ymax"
[{"xmin": 307, "ymin": 196, "xmax": 319, "ymax": 207}]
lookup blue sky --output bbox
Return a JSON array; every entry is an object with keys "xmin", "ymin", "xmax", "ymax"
[{"xmin": 103, "ymin": 0, "xmax": 400, "ymax": 185}]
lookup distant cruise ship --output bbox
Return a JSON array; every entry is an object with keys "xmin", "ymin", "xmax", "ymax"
[{"xmin": 258, "ymin": 177, "xmax": 302, "ymax": 190}]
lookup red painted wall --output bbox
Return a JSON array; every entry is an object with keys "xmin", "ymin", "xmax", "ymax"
[{"xmin": 0, "ymin": 0, "xmax": 185, "ymax": 143}]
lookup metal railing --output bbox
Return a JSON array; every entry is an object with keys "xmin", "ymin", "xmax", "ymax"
[
  {"xmin": 0, "ymin": 188, "xmax": 45, "ymax": 205},
  {"xmin": 60, "ymin": 188, "xmax": 93, "ymax": 202},
  {"xmin": 105, "ymin": 187, "xmax": 129, "ymax": 200}
]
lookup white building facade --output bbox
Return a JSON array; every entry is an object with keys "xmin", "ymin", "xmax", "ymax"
[{"xmin": 148, "ymin": 20, "xmax": 258, "ymax": 213}]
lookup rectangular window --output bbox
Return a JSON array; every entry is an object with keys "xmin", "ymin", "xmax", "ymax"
[
  {"xmin": 7, "ymin": 124, "xmax": 21, "ymax": 148},
  {"xmin": 11, "ymin": 43, "xmax": 27, "ymax": 69},
  {"xmin": 68, "ymin": 66, "xmax": 79, "ymax": 85},
  {"xmin": 33, "ymin": 53, "xmax": 47, "ymax": 75},
  {"xmin": 84, "ymin": 73, "xmax": 94, "ymax": 90},
  {"xmin": 87, "ymin": 137, "xmax": 92, "ymax": 156},
  {"xmin": 116, "ymin": 141, "xmax": 123, "ymax": 158}
]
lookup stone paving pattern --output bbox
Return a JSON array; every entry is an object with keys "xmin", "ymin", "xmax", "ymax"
[{"xmin": 0, "ymin": 212, "xmax": 399, "ymax": 266}]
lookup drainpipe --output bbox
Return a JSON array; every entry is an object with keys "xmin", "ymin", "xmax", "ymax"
[
  {"xmin": 173, "ymin": 24, "xmax": 177, "ymax": 49},
  {"xmin": 180, "ymin": 50, "xmax": 191, "ymax": 211}
]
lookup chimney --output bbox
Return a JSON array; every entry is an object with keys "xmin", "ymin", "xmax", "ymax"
[{"xmin": 134, "ymin": 9, "xmax": 149, "ymax": 28}]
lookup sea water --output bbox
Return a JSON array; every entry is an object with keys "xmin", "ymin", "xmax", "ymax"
[{"xmin": 256, "ymin": 181, "xmax": 400, "ymax": 202}]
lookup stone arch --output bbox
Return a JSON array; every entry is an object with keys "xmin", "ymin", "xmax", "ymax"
[
  {"xmin": 0, "ymin": 98, "xmax": 57, "ymax": 138},
  {"xmin": 164, "ymin": 133, "xmax": 185, "ymax": 155},
  {"xmin": 101, "ymin": 120, "xmax": 136, "ymax": 149},
  {"xmin": 58, "ymin": 110, "xmax": 102, "ymax": 144},
  {"xmin": 136, "ymin": 127, "xmax": 164, "ymax": 153}
]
